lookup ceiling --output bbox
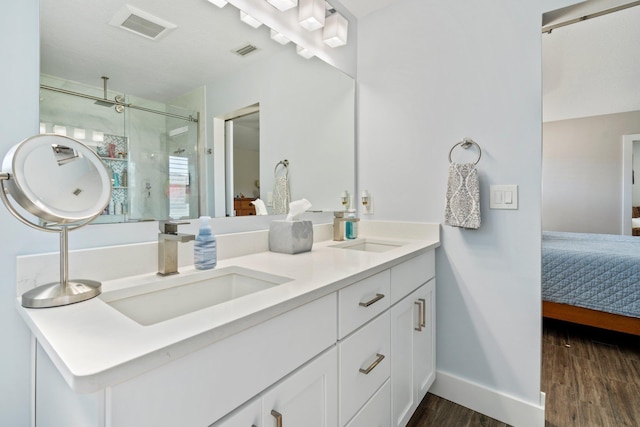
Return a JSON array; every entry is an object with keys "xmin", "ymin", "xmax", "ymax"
[
  {"xmin": 41, "ymin": 0, "xmax": 293, "ymax": 103},
  {"xmin": 336, "ymin": 0, "xmax": 400, "ymax": 18}
]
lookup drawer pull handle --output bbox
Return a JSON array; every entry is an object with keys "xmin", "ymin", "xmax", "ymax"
[
  {"xmin": 271, "ymin": 409, "xmax": 283, "ymax": 427},
  {"xmin": 414, "ymin": 300, "xmax": 424, "ymax": 331},
  {"xmin": 359, "ymin": 293, "xmax": 385, "ymax": 307},
  {"xmin": 359, "ymin": 353, "xmax": 385, "ymax": 375},
  {"xmin": 419, "ymin": 298, "xmax": 427, "ymax": 328}
]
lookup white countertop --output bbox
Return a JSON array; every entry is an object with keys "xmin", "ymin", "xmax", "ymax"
[{"xmin": 16, "ymin": 221, "xmax": 439, "ymax": 393}]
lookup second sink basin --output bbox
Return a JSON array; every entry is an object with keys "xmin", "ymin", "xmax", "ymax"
[
  {"xmin": 329, "ymin": 238, "xmax": 404, "ymax": 253},
  {"xmin": 101, "ymin": 266, "xmax": 292, "ymax": 326}
]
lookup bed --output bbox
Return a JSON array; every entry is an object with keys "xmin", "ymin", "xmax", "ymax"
[{"xmin": 542, "ymin": 231, "xmax": 640, "ymax": 335}]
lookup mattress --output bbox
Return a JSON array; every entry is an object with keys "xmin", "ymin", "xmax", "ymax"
[{"xmin": 542, "ymin": 231, "xmax": 640, "ymax": 318}]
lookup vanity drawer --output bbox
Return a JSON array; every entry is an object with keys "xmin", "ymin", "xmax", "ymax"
[
  {"xmin": 338, "ymin": 310, "xmax": 390, "ymax": 426},
  {"xmin": 390, "ymin": 251, "xmax": 434, "ymax": 305},
  {"xmin": 345, "ymin": 379, "xmax": 391, "ymax": 427},
  {"xmin": 338, "ymin": 270, "xmax": 390, "ymax": 339}
]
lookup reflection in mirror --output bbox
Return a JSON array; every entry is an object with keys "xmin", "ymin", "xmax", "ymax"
[
  {"xmin": 40, "ymin": 0, "xmax": 355, "ymax": 222},
  {"xmin": 39, "ymin": 75, "xmax": 200, "ymax": 223}
]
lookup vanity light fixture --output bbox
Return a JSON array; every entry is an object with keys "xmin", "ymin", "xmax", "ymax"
[
  {"xmin": 361, "ymin": 190, "xmax": 369, "ymax": 206},
  {"xmin": 270, "ymin": 29, "xmax": 291, "ymax": 45},
  {"xmin": 296, "ymin": 45, "xmax": 315, "ymax": 59},
  {"xmin": 92, "ymin": 131, "xmax": 104, "ymax": 142},
  {"xmin": 323, "ymin": 11, "xmax": 348, "ymax": 47},
  {"xmin": 298, "ymin": 0, "xmax": 325, "ymax": 31},
  {"xmin": 340, "ymin": 190, "xmax": 349, "ymax": 208},
  {"xmin": 73, "ymin": 128, "xmax": 86, "ymax": 140},
  {"xmin": 53, "ymin": 125, "xmax": 67, "ymax": 136},
  {"xmin": 207, "ymin": 0, "xmax": 228, "ymax": 7},
  {"xmin": 266, "ymin": 0, "xmax": 298, "ymax": 12},
  {"xmin": 240, "ymin": 11, "xmax": 263, "ymax": 28}
]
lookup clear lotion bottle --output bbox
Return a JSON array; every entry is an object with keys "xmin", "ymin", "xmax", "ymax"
[{"xmin": 194, "ymin": 216, "xmax": 217, "ymax": 270}]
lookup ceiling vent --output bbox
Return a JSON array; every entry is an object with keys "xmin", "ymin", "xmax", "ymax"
[
  {"xmin": 233, "ymin": 44, "xmax": 259, "ymax": 57},
  {"xmin": 109, "ymin": 5, "xmax": 177, "ymax": 40}
]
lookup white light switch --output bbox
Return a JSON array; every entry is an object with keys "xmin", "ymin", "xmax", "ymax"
[
  {"xmin": 505, "ymin": 191, "xmax": 513, "ymax": 204},
  {"xmin": 490, "ymin": 185, "xmax": 518, "ymax": 210}
]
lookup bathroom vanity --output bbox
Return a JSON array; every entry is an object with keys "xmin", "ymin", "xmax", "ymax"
[{"xmin": 17, "ymin": 221, "xmax": 439, "ymax": 427}]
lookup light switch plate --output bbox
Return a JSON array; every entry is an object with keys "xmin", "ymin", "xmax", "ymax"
[{"xmin": 490, "ymin": 185, "xmax": 518, "ymax": 210}]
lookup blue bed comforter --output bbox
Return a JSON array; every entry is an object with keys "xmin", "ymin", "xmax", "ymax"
[{"xmin": 542, "ymin": 231, "xmax": 640, "ymax": 318}]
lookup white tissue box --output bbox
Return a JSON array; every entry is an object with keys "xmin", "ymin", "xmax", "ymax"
[{"xmin": 269, "ymin": 220, "xmax": 313, "ymax": 254}]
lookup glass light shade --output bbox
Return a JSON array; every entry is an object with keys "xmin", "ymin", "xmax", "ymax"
[
  {"xmin": 73, "ymin": 128, "xmax": 86, "ymax": 140},
  {"xmin": 53, "ymin": 125, "xmax": 67, "ymax": 136},
  {"xmin": 298, "ymin": 0, "xmax": 325, "ymax": 31},
  {"xmin": 240, "ymin": 11, "xmax": 263, "ymax": 28},
  {"xmin": 270, "ymin": 29, "xmax": 291, "ymax": 45},
  {"xmin": 92, "ymin": 131, "xmax": 104, "ymax": 142},
  {"xmin": 296, "ymin": 45, "xmax": 315, "ymax": 59},
  {"xmin": 207, "ymin": 0, "xmax": 228, "ymax": 7},
  {"xmin": 323, "ymin": 12, "xmax": 348, "ymax": 47},
  {"xmin": 266, "ymin": 0, "xmax": 298, "ymax": 11}
]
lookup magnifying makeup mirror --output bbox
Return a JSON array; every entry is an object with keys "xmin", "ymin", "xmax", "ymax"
[{"xmin": 0, "ymin": 134, "xmax": 112, "ymax": 308}]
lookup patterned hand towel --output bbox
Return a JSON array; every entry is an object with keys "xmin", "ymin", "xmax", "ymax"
[
  {"xmin": 273, "ymin": 175, "xmax": 291, "ymax": 215},
  {"xmin": 444, "ymin": 162, "xmax": 481, "ymax": 229}
]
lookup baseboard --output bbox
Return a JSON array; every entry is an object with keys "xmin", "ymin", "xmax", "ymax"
[{"xmin": 430, "ymin": 370, "xmax": 545, "ymax": 427}]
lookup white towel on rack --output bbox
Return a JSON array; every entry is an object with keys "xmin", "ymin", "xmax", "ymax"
[
  {"xmin": 273, "ymin": 175, "xmax": 291, "ymax": 215},
  {"xmin": 444, "ymin": 162, "xmax": 481, "ymax": 229}
]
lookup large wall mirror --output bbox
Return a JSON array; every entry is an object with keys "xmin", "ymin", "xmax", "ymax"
[{"xmin": 40, "ymin": 0, "xmax": 355, "ymax": 223}]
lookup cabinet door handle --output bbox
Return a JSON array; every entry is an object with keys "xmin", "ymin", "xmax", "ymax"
[
  {"xmin": 359, "ymin": 353, "xmax": 385, "ymax": 374},
  {"xmin": 271, "ymin": 409, "xmax": 283, "ymax": 427},
  {"xmin": 359, "ymin": 293, "xmax": 385, "ymax": 307},
  {"xmin": 418, "ymin": 298, "xmax": 427, "ymax": 328},
  {"xmin": 414, "ymin": 300, "xmax": 424, "ymax": 331}
]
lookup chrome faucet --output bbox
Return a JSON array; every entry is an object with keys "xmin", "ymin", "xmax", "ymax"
[
  {"xmin": 333, "ymin": 211, "xmax": 360, "ymax": 241},
  {"xmin": 157, "ymin": 220, "xmax": 195, "ymax": 276}
]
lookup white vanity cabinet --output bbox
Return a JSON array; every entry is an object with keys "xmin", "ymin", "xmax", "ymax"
[
  {"xmin": 391, "ymin": 280, "xmax": 436, "ymax": 427},
  {"xmin": 31, "ymin": 245, "xmax": 437, "ymax": 427},
  {"xmin": 338, "ymin": 250, "xmax": 435, "ymax": 427}
]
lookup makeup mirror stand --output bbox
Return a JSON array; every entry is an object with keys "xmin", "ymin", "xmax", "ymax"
[{"xmin": 0, "ymin": 135, "xmax": 111, "ymax": 308}]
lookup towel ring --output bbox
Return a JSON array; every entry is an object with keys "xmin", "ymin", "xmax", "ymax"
[
  {"xmin": 274, "ymin": 159, "xmax": 289, "ymax": 178},
  {"xmin": 448, "ymin": 138, "xmax": 482, "ymax": 165}
]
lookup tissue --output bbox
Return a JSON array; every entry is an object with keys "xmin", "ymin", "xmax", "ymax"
[
  {"xmin": 286, "ymin": 198, "xmax": 312, "ymax": 221},
  {"xmin": 251, "ymin": 198, "xmax": 268, "ymax": 215},
  {"xmin": 269, "ymin": 199, "xmax": 313, "ymax": 254}
]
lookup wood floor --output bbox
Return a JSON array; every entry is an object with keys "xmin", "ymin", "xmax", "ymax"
[{"xmin": 406, "ymin": 318, "xmax": 640, "ymax": 426}]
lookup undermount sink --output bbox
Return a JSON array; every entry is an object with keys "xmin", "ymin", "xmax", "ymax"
[
  {"xmin": 329, "ymin": 238, "xmax": 404, "ymax": 253},
  {"xmin": 100, "ymin": 267, "xmax": 292, "ymax": 326}
]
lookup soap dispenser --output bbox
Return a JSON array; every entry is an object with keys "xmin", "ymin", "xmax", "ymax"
[
  {"xmin": 345, "ymin": 208, "xmax": 357, "ymax": 239},
  {"xmin": 194, "ymin": 216, "xmax": 217, "ymax": 270}
]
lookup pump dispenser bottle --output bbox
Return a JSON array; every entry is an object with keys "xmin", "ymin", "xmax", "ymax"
[{"xmin": 194, "ymin": 216, "xmax": 217, "ymax": 270}]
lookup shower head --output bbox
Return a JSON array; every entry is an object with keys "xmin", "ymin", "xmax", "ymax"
[{"xmin": 94, "ymin": 77, "xmax": 124, "ymax": 113}]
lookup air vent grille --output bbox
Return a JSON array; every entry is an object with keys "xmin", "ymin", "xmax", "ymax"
[
  {"xmin": 109, "ymin": 5, "xmax": 176, "ymax": 40},
  {"xmin": 121, "ymin": 14, "xmax": 166, "ymax": 39},
  {"xmin": 233, "ymin": 44, "xmax": 258, "ymax": 57}
]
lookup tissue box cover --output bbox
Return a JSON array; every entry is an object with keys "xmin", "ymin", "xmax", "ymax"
[{"xmin": 269, "ymin": 220, "xmax": 313, "ymax": 254}]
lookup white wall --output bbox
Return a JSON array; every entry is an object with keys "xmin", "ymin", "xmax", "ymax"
[
  {"xmin": 542, "ymin": 5, "xmax": 640, "ymax": 122},
  {"xmin": 357, "ymin": 0, "xmax": 581, "ymax": 423},
  {"xmin": 543, "ymin": 110, "xmax": 640, "ymax": 234},
  {"xmin": 0, "ymin": 2, "xmax": 39, "ymax": 425},
  {"xmin": 634, "ymin": 142, "xmax": 640, "ymax": 206}
]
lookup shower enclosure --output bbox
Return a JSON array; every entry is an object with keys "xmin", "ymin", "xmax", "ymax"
[{"xmin": 39, "ymin": 75, "xmax": 200, "ymax": 224}]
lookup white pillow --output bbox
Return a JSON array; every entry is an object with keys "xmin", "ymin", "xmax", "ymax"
[{"xmin": 632, "ymin": 218, "xmax": 640, "ymax": 228}]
